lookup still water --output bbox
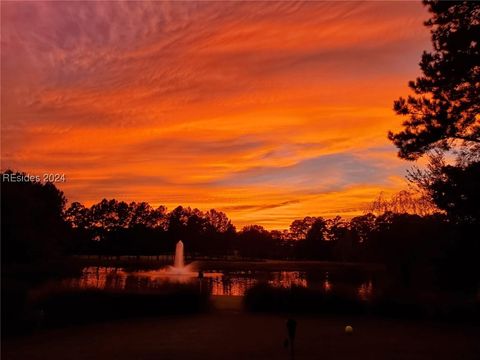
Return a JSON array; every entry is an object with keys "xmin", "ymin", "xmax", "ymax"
[{"xmin": 62, "ymin": 266, "xmax": 375, "ymax": 300}]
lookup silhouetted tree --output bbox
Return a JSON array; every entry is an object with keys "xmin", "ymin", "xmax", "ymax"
[
  {"xmin": 185, "ymin": 208, "xmax": 210, "ymax": 253},
  {"xmin": 204, "ymin": 209, "xmax": 234, "ymax": 233},
  {"xmin": 237, "ymin": 225, "xmax": 274, "ymax": 258},
  {"xmin": 166, "ymin": 206, "xmax": 190, "ymax": 241},
  {"xmin": 350, "ymin": 213, "xmax": 376, "ymax": 243},
  {"xmin": 289, "ymin": 217, "xmax": 317, "ymax": 241},
  {"xmin": 1, "ymin": 171, "xmax": 69, "ymax": 263},
  {"xmin": 368, "ymin": 213, "xmax": 445, "ymax": 289},
  {"xmin": 298, "ymin": 217, "xmax": 328, "ymax": 259},
  {"xmin": 324, "ymin": 216, "xmax": 346, "ymax": 241},
  {"xmin": 429, "ymin": 161, "xmax": 480, "ymax": 223},
  {"xmin": 389, "ymin": 0, "xmax": 480, "ymax": 161},
  {"xmin": 90, "ymin": 199, "xmax": 120, "ymax": 231},
  {"xmin": 65, "ymin": 201, "xmax": 91, "ymax": 229},
  {"xmin": 202, "ymin": 209, "xmax": 236, "ymax": 256},
  {"xmin": 128, "ymin": 202, "xmax": 152, "ymax": 227},
  {"xmin": 369, "ymin": 190, "xmax": 438, "ymax": 216},
  {"xmin": 407, "ymin": 151, "xmax": 480, "ymax": 224}
]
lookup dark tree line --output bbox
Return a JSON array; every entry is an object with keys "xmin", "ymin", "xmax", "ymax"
[
  {"xmin": 64, "ymin": 199, "xmax": 375, "ymax": 261},
  {"xmin": 3, "ymin": 169, "xmax": 478, "ymax": 292},
  {"xmin": 65, "ymin": 199, "xmax": 236, "ymax": 257}
]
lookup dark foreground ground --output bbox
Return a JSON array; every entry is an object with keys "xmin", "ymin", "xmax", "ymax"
[{"xmin": 3, "ymin": 297, "xmax": 479, "ymax": 360}]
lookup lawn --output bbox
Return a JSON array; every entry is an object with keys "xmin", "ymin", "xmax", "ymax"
[{"xmin": 3, "ymin": 307, "xmax": 479, "ymax": 360}]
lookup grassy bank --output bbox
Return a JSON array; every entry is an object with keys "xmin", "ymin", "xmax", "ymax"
[
  {"xmin": 34, "ymin": 283, "xmax": 210, "ymax": 326},
  {"xmin": 244, "ymin": 283, "xmax": 480, "ymax": 321},
  {"xmin": 3, "ymin": 280, "xmax": 210, "ymax": 337}
]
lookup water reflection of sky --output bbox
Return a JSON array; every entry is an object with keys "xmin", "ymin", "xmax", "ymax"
[{"xmin": 63, "ymin": 266, "xmax": 374, "ymax": 299}]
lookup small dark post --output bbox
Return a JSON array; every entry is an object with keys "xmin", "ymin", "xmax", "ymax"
[{"xmin": 286, "ymin": 318, "xmax": 297, "ymax": 360}]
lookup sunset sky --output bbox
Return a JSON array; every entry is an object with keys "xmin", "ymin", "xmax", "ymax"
[{"xmin": 1, "ymin": 1, "xmax": 431, "ymax": 229}]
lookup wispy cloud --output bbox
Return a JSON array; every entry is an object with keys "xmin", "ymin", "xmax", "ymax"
[{"xmin": 1, "ymin": 1, "xmax": 429, "ymax": 228}]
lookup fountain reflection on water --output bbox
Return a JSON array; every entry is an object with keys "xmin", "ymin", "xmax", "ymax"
[{"xmin": 63, "ymin": 266, "xmax": 375, "ymax": 298}]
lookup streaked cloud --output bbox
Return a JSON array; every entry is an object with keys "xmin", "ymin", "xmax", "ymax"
[{"xmin": 1, "ymin": 1, "xmax": 429, "ymax": 228}]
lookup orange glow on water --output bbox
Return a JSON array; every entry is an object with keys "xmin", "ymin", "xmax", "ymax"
[
  {"xmin": 357, "ymin": 280, "xmax": 374, "ymax": 301},
  {"xmin": 59, "ymin": 266, "xmax": 375, "ymax": 298},
  {"xmin": 323, "ymin": 277, "xmax": 332, "ymax": 293}
]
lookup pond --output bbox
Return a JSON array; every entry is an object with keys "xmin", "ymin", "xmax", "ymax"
[{"xmin": 61, "ymin": 265, "xmax": 376, "ymax": 300}]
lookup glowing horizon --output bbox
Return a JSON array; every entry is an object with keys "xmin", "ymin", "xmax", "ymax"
[{"xmin": 1, "ymin": 1, "xmax": 431, "ymax": 229}]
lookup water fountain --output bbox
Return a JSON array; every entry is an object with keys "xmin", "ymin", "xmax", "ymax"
[
  {"xmin": 133, "ymin": 240, "xmax": 221, "ymax": 284},
  {"xmin": 167, "ymin": 240, "xmax": 196, "ymax": 275},
  {"xmin": 173, "ymin": 240, "xmax": 185, "ymax": 269}
]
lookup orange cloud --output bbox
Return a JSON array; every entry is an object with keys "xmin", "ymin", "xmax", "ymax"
[{"xmin": 1, "ymin": 1, "xmax": 430, "ymax": 229}]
